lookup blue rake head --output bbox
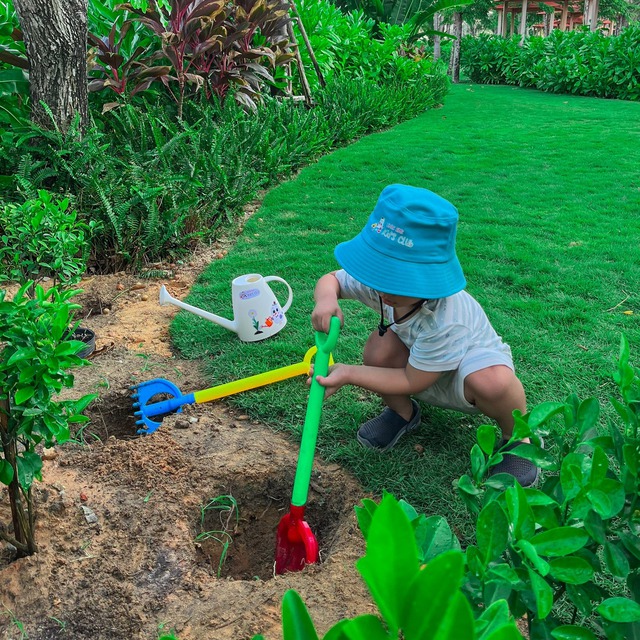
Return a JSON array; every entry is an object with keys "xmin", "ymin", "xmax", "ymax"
[{"xmin": 130, "ymin": 378, "xmax": 193, "ymax": 435}]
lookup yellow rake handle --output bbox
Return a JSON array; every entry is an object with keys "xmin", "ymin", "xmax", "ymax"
[{"xmin": 193, "ymin": 346, "xmax": 328, "ymax": 404}]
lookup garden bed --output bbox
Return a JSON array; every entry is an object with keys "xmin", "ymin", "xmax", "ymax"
[{"xmin": 0, "ymin": 260, "xmax": 374, "ymax": 639}]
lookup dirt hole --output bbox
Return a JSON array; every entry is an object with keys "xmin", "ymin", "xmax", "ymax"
[
  {"xmin": 82, "ymin": 391, "xmax": 140, "ymax": 441},
  {"xmin": 195, "ymin": 471, "xmax": 348, "ymax": 581}
]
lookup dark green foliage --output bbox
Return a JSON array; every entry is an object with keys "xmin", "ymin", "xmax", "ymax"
[
  {"xmin": 0, "ymin": 1, "xmax": 28, "ymax": 125},
  {"xmin": 296, "ymin": 0, "xmax": 447, "ymax": 91},
  {"xmin": 0, "ymin": 283, "xmax": 96, "ymax": 556},
  {"xmin": 0, "ymin": 190, "xmax": 95, "ymax": 292},
  {"xmin": 450, "ymin": 335, "xmax": 640, "ymax": 637},
  {"xmin": 462, "ymin": 26, "xmax": 640, "ymax": 101},
  {"xmin": 0, "ymin": 70, "xmax": 448, "ymax": 271}
]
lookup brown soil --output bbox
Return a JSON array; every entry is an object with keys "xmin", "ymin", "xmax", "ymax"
[{"xmin": 0, "ymin": 248, "xmax": 375, "ymax": 639}]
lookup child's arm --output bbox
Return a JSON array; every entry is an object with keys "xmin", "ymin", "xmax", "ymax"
[
  {"xmin": 312, "ymin": 271, "xmax": 344, "ymax": 333},
  {"xmin": 315, "ymin": 362, "xmax": 441, "ymax": 399}
]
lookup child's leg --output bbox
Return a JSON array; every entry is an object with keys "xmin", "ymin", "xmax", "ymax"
[
  {"xmin": 463, "ymin": 365, "xmax": 539, "ymax": 486},
  {"xmin": 463, "ymin": 365, "xmax": 527, "ymax": 439},
  {"xmin": 357, "ymin": 329, "xmax": 421, "ymax": 451},
  {"xmin": 362, "ymin": 329, "xmax": 414, "ymax": 421}
]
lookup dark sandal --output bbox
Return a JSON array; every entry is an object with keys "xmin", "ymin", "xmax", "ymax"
[
  {"xmin": 357, "ymin": 400, "xmax": 422, "ymax": 452},
  {"xmin": 488, "ymin": 438, "xmax": 544, "ymax": 488}
]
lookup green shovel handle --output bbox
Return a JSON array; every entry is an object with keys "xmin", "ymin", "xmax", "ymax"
[{"xmin": 291, "ymin": 316, "xmax": 341, "ymax": 507}]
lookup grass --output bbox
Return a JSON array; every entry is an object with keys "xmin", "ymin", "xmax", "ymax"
[{"xmin": 171, "ymin": 84, "xmax": 640, "ymax": 540}]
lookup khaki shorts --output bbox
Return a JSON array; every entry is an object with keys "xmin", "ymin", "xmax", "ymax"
[{"xmin": 415, "ymin": 348, "xmax": 515, "ymax": 414}]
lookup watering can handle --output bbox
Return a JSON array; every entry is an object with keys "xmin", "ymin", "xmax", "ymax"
[{"xmin": 264, "ymin": 276, "xmax": 293, "ymax": 314}]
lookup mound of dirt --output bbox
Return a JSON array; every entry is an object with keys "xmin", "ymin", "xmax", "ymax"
[{"xmin": 0, "ymin": 249, "xmax": 376, "ymax": 639}]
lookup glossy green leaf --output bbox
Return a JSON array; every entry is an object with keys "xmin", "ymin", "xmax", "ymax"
[
  {"xmin": 402, "ymin": 550, "xmax": 471, "ymax": 639},
  {"xmin": 354, "ymin": 498, "xmax": 377, "ymax": 541},
  {"xmin": 505, "ymin": 483, "xmax": 535, "ymax": 541},
  {"xmin": 560, "ymin": 453, "xmax": 586, "ymax": 501},
  {"xmin": 531, "ymin": 527, "xmax": 589, "ymax": 557},
  {"xmin": 550, "ymin": 624, "xmax": 598, "ymax": 640},
  {"xmin": 603, "ymin": 541, "xmax": 630, "ymax": 579},
  {"xmin": 476, "ymin": 598, "xmax": 512, "ymax": 637},
  {"xmin": 528, "ymin": 402, "xmax": 565, "ymax": 429},
  {"xmin": 487, "ymin": 563, "xmax": 520, "ymax": 585},
  {"xmin": 17, "ymin": 450, "xmax": 43, "ymax": 490},
  {"xmin": 622, "ymin": 444, "xmax": 638, "ymax": 477},
  {"xmin": 414, "ymin": 515, "xmax": 459, "ymax": 563},
  {"xmin": 14, "ymin": 385, "xmax": 35, "ymax": 405},
  {"xmin": 523, "ymin": 488, "xmax": 558, "ymax": 507},
  {"xmin": 506, "ymin": 443, "xmax": 557, "ymax": 470},
  {"xmin": 483, "ymin": 579, "xmax": 513, "ymax": 607},
  {"xmin": 596, "ymin": 597, "xmax": 640, "ymax": 623},
  {"xmin": 355, "ymin": 495, "xmax": 418, "ymax": 635},
  {"xmin": 548, "ymin": 556, "xmax": 594, "ymax": 584},
  {"xmin": 471, "ymin": 443, "xmax": 487, "ymax": 482},
  {"xmin": 587, "ymin": 479, "xmax": 625, "ymax": 519},
  {"xmin": 618, "ymin": 530, "xmax": 640, "ymax": 562},
  {"xmin": 477, "ymin": 501, "xmax": 509, "ymax": 565},
  {"xmin": 456, "ymin": 474, "xmax": 481, "ymax": 495},
  {"xmin": 527, "ymin": 567, "xmax": 554, "ymax": 619},
  {"xmin": 0, "ymin": 459, "xmax": 14, "ymax": 485},
  {"xmin": 566, "ymin": 583, "xmax": 594, "ymax": 617},
  {"xmin": 576, "ymin": 397, "xmax": 600, "ymax": 437},
  {"xmin": 516, "ymin": 539, "xmax": 550, "ymax": 577},
  {"xmin": 477, "ymin": 424, "xmax": 497, "ymax": 456},
  {"xmin": 589, "ymin": 446, "xmax": 608, "ymax": 486},
  {"xmin": 282, "ymin": 590, "xmax": 319, "ymax": 640},
  {"xmin": 484, "ymin": 626, "xmax": 525, "ymax": 640},
  {"xmin": 583, "ymin": 510, "xmax": 606, "ymax": 544}
]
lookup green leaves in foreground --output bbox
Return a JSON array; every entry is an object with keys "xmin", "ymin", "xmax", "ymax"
[{"xmin": 255, "ymin": 494, "xmax": 521, "ymax": 640}]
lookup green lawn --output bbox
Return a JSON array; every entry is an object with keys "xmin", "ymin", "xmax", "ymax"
[{"xmin": 171, "ymin": 83, "xmax": 640, "ymax": 538}]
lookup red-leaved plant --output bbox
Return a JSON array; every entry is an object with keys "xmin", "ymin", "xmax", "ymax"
[{"xmin": 113, "ymin": 0, "xmax": 295, "ymax": 115}]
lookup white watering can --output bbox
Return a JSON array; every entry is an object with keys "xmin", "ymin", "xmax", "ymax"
[{"xmin": 159, "ymin": 274, "xmax": 293, "ymax": 342}]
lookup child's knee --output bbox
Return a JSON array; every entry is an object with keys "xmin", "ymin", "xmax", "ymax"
[
  {"xmin": 363, "ymin": 330, "xmax": 409, "ymax": 368},
  {"xmin": 465, "ymin": 366, "xmax": 524, "ymax": 405}
]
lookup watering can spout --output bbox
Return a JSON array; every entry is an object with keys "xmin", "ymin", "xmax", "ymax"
[{"xmin": 159, "ymin": 285, "xmax": 238, "ymax": 334}]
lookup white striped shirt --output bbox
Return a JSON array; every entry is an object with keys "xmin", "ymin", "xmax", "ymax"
[{"xmin": 335, "ymin": 270, "xmax": 512, "ymax": 373}]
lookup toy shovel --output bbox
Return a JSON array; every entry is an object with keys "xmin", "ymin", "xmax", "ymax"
[{"xmin": 275, "ymin": 316, "xmax": 340, "ymax": 574}]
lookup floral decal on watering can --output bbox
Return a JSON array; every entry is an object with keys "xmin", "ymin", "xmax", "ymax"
[{"xmin": 248, "ymin": 309, "xmax": 264, "ymax": 335}]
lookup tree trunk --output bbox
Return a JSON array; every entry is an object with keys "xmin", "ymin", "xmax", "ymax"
[
  {"xmin": 13, "ymin": 0, "xmax": 88, "ymax": 132},
  {"xmin": 449, "ymin": 12, "xmax": 463, "ymax": 84},
  {"xmin": 0, "ymin": 399, "xmax": 36, "ymax": 557},
  {"xmin": 433, "ymin": 13, "xmax": 442, "ymax": 61}
]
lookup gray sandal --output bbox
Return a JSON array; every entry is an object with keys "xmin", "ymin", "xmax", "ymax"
[
  {"xmin": 488, "ymin": 438, "xmax": 544, "ymax": 488},
  {"xmin": 357, "ymin": 400, "xmax": 422, "ymax": 452}
]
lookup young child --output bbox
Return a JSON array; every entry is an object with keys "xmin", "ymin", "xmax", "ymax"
[{"xmin": 311, "ymin": 184, "xmax": 539, "ymax": 487}]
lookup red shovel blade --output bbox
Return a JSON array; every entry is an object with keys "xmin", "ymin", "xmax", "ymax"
[{"xmin": 274, "ymin": 504, "xmax": 319, "ymax": 575}]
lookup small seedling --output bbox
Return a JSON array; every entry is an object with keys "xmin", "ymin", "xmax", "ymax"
[
  {"xmin": 48, "ymin": 616, "xmax": 66, "ymax": 631},
  {"xmin": 2, "ymin": 608, "xmax": 28, "ymax": 639},
  {"xmin": 196, "ymin": 494, "xmax": 239, "ymax": 578}
]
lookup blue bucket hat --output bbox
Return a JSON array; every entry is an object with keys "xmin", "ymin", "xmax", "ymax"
[{"xmin": 334, "ymin": 184, "xmax": 466, "ymax": 299}]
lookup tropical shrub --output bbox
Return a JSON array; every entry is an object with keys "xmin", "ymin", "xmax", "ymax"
[
  {"xmin": 0, "ymin": 283, "xmax": 96, "ymax": 557},
  {"xmin": 253, "ymin": 494, "xmax": 522, "ymax": 639},
  {"xmin": 355, "ymin": 335, "xmax": 640, "ymax": 639},
  {"xmin": 296, "ymin": 0, "xmax": 447, "ymax": 90},
  {"xmin": 87, "ymin": 0, "xmax": 295, "ymax": 114},
  {"xmin": 0, "ymin": 190, "xmax": 95, "ymax": 293},
  {"xmin": 359, "ymin": 337, "xmax": 640, "ymax": 640},
  {"xmin": 461, "ymin": 25, "xmax": 640, "ymax": 101},
  {"xmin": 0, "ymin": 68, "xmax": 448, "ymax": 271}
]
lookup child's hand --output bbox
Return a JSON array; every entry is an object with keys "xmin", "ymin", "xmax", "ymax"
[
  {"xmin": 307, "ymin": 363, "xmax": 350, "ymax": 398},
  {"xmin": 311, "ymin": 300, "xmax": 343, "ymax": 334}
]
